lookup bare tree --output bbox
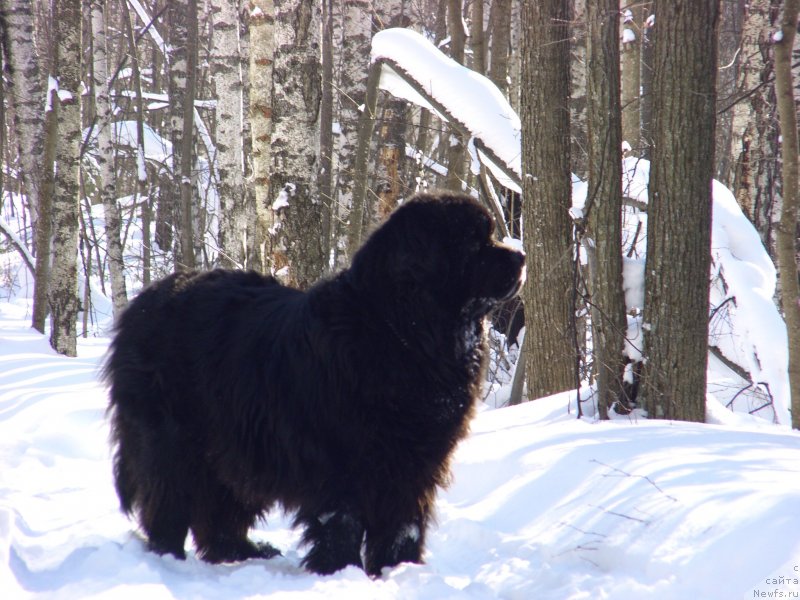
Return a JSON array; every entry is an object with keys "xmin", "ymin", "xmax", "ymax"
[
  {"xmin": 488, "ymin": 0, "xmax": 512, "ymax": 97},
  {"xmin": 730, "ymin": 0, "xmax": 780, "ymax": 251},
  {"xmin": 49, "ymin": 0, "xmax": 82, "ymax": 357},
  {"xmin": 714, "ymin": 0, "xmax": 745, "ymax": 187},
  {"xmin": 336, "ymin": 0, "xmax": 372, "ymax": 262},
  {"xmin": 445, "ymin": 0, "xmax": 467, "ymax": 190},
  {"xmin": 269, "ymin": 0, "xmax": 324, "ymax": 288},
  {"xmin": 771, "ymin": 0, "xmax": 800, "ymax": 428},
  {"xmin": 585, "ymin": 0, "xmax": 626, "ymax": 418},
  {"xmin": 120, "ymin": 0, "xmax": 152, "ymax": 286},
  {"xmin": 640, "ymin": 0, "xmax": 719, "ymax": 422},
  {"xmin": 249, "ymin": 0, "xmax": 275, "ymax": 273},
  {"xmin": 166, "ymin": 0, "xmax": 198, "ymax": 270},
  {"xmin": 212, "ymin": 0, "xmax": 248, "ymax": 268},
  {"xmin": 620, "ymin": 1, "xmax": 643, "ymax": 152},
  {"xmin": 1, "ymin": 0, "xmax": 47, "ymax": 331},
  {"xmin": 470, "ymin": 0, "xmax": 486, "ymax": 74},
  {"xmin": 520, "ymin": 0, "xmax": 575, "ymax": 399},
  {"xmin": 89, "ymin": 0, "xmax": 128, "ymax": 317}
]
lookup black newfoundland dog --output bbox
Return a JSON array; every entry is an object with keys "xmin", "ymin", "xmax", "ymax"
[{"xmin": 105, "ymin": 192, "xmax": 525, "ymax": 576}]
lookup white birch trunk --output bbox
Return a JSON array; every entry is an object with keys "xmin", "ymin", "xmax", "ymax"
[
  {"xmin": 730, "ymin": 0, "xmax": 780, "ymax": 248},
  {"xmin": 90, "ymin": 0, "xmax": 128, "ymax": 316},
  {"xmin": 49, "ymin": 0, "xmax": 82, "ymax": 357},
  {"xmin": 2, "ymin": 0, "xmax": 49, "ymax": 332},
  {"xmin": 270, "ymin": 0, "xmax": 324, "ymax": 288},
  {"xmin": 249, "ymin": 0, "xmax": 275, "ymax": 272},
  {"xmin": 212, "ymin": 0, "xmax": 247, "ymax": 268},
  {"xmin": 335, "ymin": 0, "xmax": 371, "ymax": 252},
  {"xmin": 1, "ymin": 0, "xmax": 45, "ymax": 219}
]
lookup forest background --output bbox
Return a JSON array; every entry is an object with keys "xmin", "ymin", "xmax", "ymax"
[{"xmin": 0, "ymin": 0, "xmax": 799, "ymax": 427}]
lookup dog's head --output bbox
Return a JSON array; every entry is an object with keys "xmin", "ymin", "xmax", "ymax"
[{"xmin": 350, "ymin": 193, "xmax": 525, "ymax": 320}]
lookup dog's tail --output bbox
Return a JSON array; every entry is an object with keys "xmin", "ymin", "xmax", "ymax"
[{"xmin": 103, "ymin": 273, "xmax": 188, "ymax": 515}]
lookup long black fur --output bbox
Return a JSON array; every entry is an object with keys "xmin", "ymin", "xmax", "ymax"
[{"xmin": 105, "ymin": 192, "xmax": 525, "ymax": 576}]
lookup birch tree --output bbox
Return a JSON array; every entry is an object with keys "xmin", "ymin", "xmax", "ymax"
[
  {"xmin": 0, "ymin": 0, "xmax": 47, "ymax": 331},
  {"xmin": 336, "ymin": 0, "xmax": 371, "ymax": 261},
  {"xmin": 89, "ymin": 0, "xmax": 127, "ymax": 316},
  {"xmin": 212, "ymin": 0, "xmax": 248, "ymax": 268},
  {"xmin": 249, "ymin": 0, "xmax": 275, "ymax": 273},
  {"xmin": 730, "ymin": 0, "xmax": 780, "ymax": 248},
  {"xmin": 714, "ymin": 0, "xmax": 744, "ymax": 186},
  {"xmin": 269, "ymin": 0, "xmax": 324, "ymax": 288},
  {"xmin": 49, "ymin": 0, "xmax": 82, "ymax": 357},
  {"xmin": 167, "ymin": 0, "xmax": 198, "ymax": 270}
]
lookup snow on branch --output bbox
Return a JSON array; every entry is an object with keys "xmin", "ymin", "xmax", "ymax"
[
  {"xmin": 0, "ymin": 219, "xmax": 34, "ymax": 276},
  {"xmin": 371, "ymin": 28, "xmax": 522, "ymax": 190}
]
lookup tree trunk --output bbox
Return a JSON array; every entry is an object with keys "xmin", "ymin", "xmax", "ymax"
[
  {"xmin": 1, "ymin": 0, "xmax": 47, "ymax": 331},
  {"xmin": 120, "ymin": 0, "xmax": 151, "ymax": 286},
  {"xmin": 639, "ymin": 4, "xmax": 655, "ymax": 159},
  {"xmin": 640, "ymin": 0, "xmax": 719, "ymax": 422},
  {"xmin": 318, "ymin": 0, "xmax": 333, "ymax": 266},
  {"xmin": 347, "ymin": 60, "xmax": 381, "ymax": 256},
  {"xmin": 586, "ymin": 0, "xmax": 627, "ymax": 418},
  {"xmin": 620, "ymin": 1, "xmax": 642, "ymax": 153},
  {"xmin": 570, "ymin": 0, "xmax": 587, "ymax": 176},
  {"xmin": 269, "ymin": 0, "xmax": 324, "ymax": 289},
  {"xmin": 249, "ymin": 0, "xmax": 275, "ymax": 273},
  {"xmin": 470, "ymin": 0, "xmax": 485, "ymax": 74},
  {"xmin": 179, "ymin": 0, "xmax": 198, "ymax": 270},
  {"xmin": 1, "ymin": 0, "xmax": 44, "ymax": 222},
  {"xmin": 212, "ymin": 0, "xmax": 248, "ymax": 268},
  {"xmin": 520, "ymin": 0, "xmax": 575, "ymax": 399},
  {"xmin": 90, "ymin": 0, "xmax": 128, "ymax": 317},
  {"xmin": 336, "ymin": 0, "xmax": 371, "ymax": 262},
  {"xmin": 445, "ymin": 0, "xmax": 467, "ymax": 190},
  {"xmin": 49, "ymin": 0, "xmax": 82, "ymax": 357},
  {"xmin": 488, "ymin": 0, "xmax": 511, "ymax": 96},
  {"xmin": 374, "ymin": 1, "xmax": 410, "ymax": 217},
  {"xmin": 772, "ymin": 0, "xmax": 800, "ymax": 428},
  {"xmin": 730, "ymin": 0, "xmax": 780, "ymax": 251},
  {"xmin": 714, "ymin": 0, "xmax": 745, "ymax": 187},
  {"xmin": 166, "ymin": 0, "xmax": 197, "ymax": 270}
]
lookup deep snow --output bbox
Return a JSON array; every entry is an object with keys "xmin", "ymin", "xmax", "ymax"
[{"xmin": 2, "ymin": 299, "xmax": 800, "ymax": 599}]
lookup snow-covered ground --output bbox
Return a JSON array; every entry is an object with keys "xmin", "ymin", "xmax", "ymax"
[{"xmin": 2, "ymin": 298, "xmax": 800, "ymax": 599}]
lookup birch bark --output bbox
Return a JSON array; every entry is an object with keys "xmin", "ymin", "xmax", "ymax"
[
  {"xmin": 49, "ymin": 0, "xmax": 82, "ymax": 357},
  {"xmin": 1, "ymin": 0, "xmax": 48, "ymax": 331},
  {"xmin": 90, "ymin": 0, "xmax": 128, "ymax": 316},
  {"xmin": 212, "ymin": 0, "xmax": 247, "ymax": 268},
  {"xmin": 249, "ymin": 0, "xmax": 275, "ymax": 273},
  {"xmin": 269, "ymin": 0, "xmax": 324, "ymax": 288}
]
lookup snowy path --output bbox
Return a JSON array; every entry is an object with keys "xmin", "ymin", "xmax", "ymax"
[{"xmin": 2, "ymin": 300, "xmax": 800, "ymax": 599}]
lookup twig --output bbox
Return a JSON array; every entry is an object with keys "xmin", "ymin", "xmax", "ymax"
[{"xmin": 590, "ymin": 459, "xmax": 678, "ymax": 502}]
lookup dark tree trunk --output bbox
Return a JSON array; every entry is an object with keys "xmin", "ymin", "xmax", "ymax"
[
  {"xmin": 586, "ymin": 0, "xmax": 627, "ymax": 418},
  {"xmin": 520, "ymin": 0, "xmax": 575, "ymax": 399},
  {"xmin": 640, "ymin": 0, "xmax": 719, "ymax": 422}
]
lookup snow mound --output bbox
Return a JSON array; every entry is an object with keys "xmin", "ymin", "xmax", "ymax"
[{"xmin": 2, "ymin": 303, "xmax": 800, "ymax": 599}]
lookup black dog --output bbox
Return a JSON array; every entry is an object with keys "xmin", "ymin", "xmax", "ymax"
[{"xmin": 105, "ymin": 192, "xmax": 525, "ymax": 576}]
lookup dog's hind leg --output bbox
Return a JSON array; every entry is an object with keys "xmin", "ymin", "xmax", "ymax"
[
  {"xmin": 190, "ymin": 483, "xmax": 280, "ymax": 563},
  {"xmin": 297, "ymin": 508, "xmax": 365, "ymax": 575},
  {"xmin": 364, "ymin": 512, "xmax": 429, "ymax": 577}
]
